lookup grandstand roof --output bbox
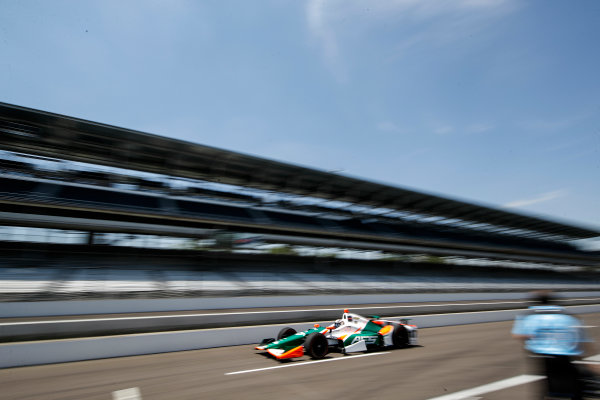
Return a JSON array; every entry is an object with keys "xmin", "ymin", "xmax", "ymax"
[{"xmin": 1, "ymin": 102, "xmax": 599, "ymax": 241}]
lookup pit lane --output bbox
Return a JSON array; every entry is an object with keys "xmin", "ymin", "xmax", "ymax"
[{"xmin": 3, "ymin": 313, "xmax": 600, "ymax": 400}]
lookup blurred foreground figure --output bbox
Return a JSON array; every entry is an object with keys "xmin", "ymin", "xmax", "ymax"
[{"xmin": 512, "ymin": 290, "xmax": 598, "ymax": 399}]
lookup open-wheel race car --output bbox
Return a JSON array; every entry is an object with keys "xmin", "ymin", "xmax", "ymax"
[{"xmin": 255, "ymin": 309, "xmax": 418, "ymax": 360}]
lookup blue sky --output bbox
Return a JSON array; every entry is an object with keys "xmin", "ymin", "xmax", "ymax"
[{"xmin": 1, "ymin": 0, "xmax": 599, "ymax": 239}]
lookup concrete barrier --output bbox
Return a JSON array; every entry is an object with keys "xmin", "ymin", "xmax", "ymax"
[
  {"xmin": 0, "ymin": 300, "xmax": 536, "ymax": 340},
  {"xmin": 3, "ymin": 291, "xmax": 600, "ymax": 318},
  {"xmin": 2, "ymin": 303, "xmax": 599, "ymax": 369}
]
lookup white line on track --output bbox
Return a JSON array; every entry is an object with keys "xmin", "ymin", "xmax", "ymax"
[
  {"xmin": 585, "ymin": 354, "xmax": 600, "ymax": 362},
  {"xmin": 225, "ymin": 352, "xmax": 391, "ymax": 375},
  {"xmin": 425, "ymin": 374, "xmax": 544, "ymax": 400},
  {"xmin": 574, "ymin": 360, "xmax": 600, "ymax": 365},
  {"xmin": 112, "ymin": 387, "xmax": 142, "ymax": 400},
  {"xmin": 425, "ymin": 354, "xmax": 600, "ymax": 399},
  {"xmin": 574, "ymin": 353, "xmax": 600, "ymax": 365}
]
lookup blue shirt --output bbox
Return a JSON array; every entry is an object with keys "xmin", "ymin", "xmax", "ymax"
[{"xmin": 512, "ymin": 306, "xmax": 587, "ymax": 356}]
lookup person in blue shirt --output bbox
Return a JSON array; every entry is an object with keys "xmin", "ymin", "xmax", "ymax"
[{"xmin": 512, "ymin": 291, "xmax": 595, "ymax": 399}]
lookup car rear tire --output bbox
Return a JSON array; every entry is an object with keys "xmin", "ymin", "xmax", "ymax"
[
  {"xmin": 304, "ymin": 332, "xmax": 329, "ymax": 359},
  {"xmin": 392, "ymin": 325, "xmax": 409, "ymax": 348},
  {"xmin": 277, "ymin": 327, "xmax": 297, "ymax": 340}
]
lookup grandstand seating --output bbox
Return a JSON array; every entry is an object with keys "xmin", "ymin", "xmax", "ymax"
[
  {"xmin": 0, "ymin": 159, "xmax": 35, "ymax": 174},
  {"xmin": 260, "ymin": 209, "xmax": 327, "ymax": 229},
  {"xmin": 1, "ymin": 265, "xmax": 598, "ymax": 301},
  {"xmin": 0, "ymin": 174, "xmax": 590, "ymax": 258},
  {"xmin": 57, "ymin": 185, "xmax": 162, "ymax": 210},
  {"xmin": 0, "ymin": 177, "xmax": 38, "ymax": 195},
  {"xmin": 1, "ymin": 103, "xmax": 598, "ymax": 306},
  {"xmin": 184, "ymin": 186, "xmax": 258, "ymax": 204},
  {"xmin": 176, "ymin": 199, "xmax": 253, "ymax": 221},
  {"xmin": 69, "ymin": 170, "xmax": 112, "ymax": 186}
]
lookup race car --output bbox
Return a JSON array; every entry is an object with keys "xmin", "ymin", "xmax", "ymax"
[{"xmin": 255, "ymin": 309, "xmax": 418, "ymax": 360}]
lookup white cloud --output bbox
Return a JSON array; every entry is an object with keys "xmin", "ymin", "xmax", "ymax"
[
  {"xmin": 503, "ymin": 190, "xmax": 567, "ymax": 209},
  {"xmin": 305, "ymin": 0, "xmax": 518, "ymax": 79},
  {"xmin": 518, "ymin": 110, "xmax": 597, "ymax": 134},
  {"xmin": 376, "ymin": 121, "xmax": 402, "ymax": 133},
  {"xmin": 466, "ymin": 123, "xmax": 494, "ymax": 134},
  {"xmin": 306, "ymin": 0, "xmax": 346, "ymax": 82},
  {"xmin": 433, "ymin": 125, "xmax": 454, "ymax": 135}
]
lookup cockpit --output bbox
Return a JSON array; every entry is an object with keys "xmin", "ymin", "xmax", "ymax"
[{"xmin": 333, "ymin": 309, "xmax": 368, "ymax": 330}]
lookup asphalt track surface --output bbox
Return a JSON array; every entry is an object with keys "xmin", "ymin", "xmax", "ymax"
[{"xmin": 3, "ymin": 313, "xmax": 600, "ymax": 400}]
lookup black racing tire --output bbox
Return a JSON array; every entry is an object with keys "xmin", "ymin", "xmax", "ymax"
[
  {"xmin": 277, "ymin": 327, "xmax": 297, "ymax": 340},
  {"xmin": 392, "ymin": 324, "xmax": 409, "ymax": 348},
  {"xmin": 304, "ymin": 332, "xmax": 329, "ymax": 359}
]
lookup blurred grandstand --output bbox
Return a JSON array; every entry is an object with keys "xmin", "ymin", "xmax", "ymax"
[{"xmin": 1, "ymin": 102, "xmax": 599, "ymax": 300}]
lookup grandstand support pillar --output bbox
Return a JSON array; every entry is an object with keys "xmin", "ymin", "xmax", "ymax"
[{"xmin": 87, "ymin": 231, "xmax": 95, "ymax": 246}]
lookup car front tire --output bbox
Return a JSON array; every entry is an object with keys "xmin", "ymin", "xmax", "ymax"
[
  {"xmin": 277, "ymin": 327, "xmax": 297, "ymax": 340},
  {"xmin": 304, "ymin": 332, "xmax": 329, "ymax": 359}
]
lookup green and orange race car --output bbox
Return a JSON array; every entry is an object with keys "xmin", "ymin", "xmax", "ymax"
[{"xmin": 255, "ymin": 309, "xmax": 418, "ymax": 360}]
